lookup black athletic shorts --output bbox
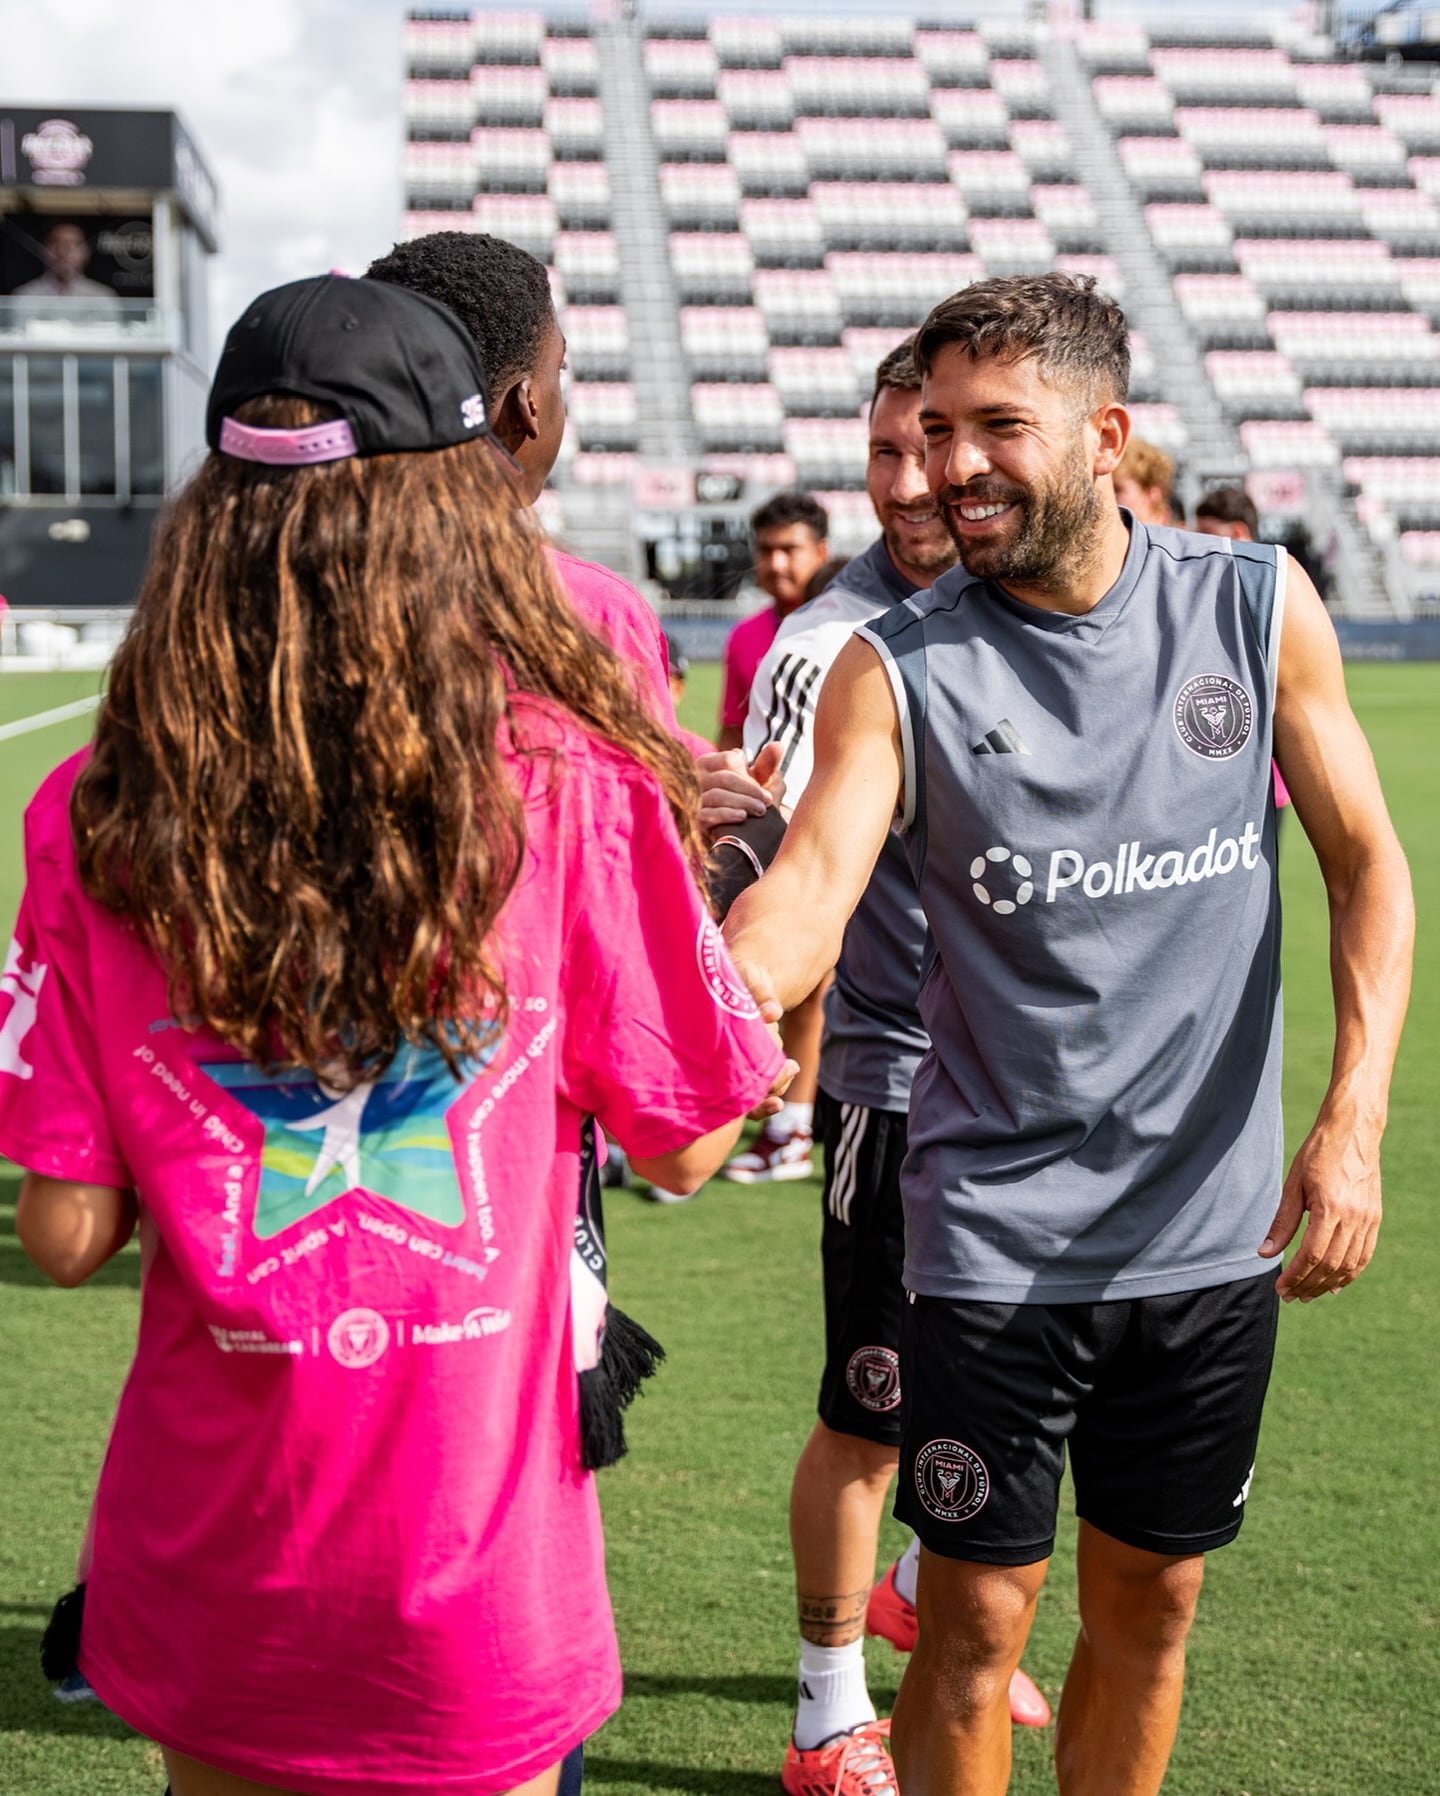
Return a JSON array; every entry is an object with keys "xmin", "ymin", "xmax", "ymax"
[
  {"xmin": 815, "ymin": 1087, "xmax": 909, "ymax": 1447},
  {"xmin": 895, "ymin": 1272, "xmax": 1280, "ymax": 1565}
]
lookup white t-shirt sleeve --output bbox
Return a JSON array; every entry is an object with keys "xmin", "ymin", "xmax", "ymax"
[{"xmin": 741, "ymin": 593, "xmax": 875, "ymax": 810}]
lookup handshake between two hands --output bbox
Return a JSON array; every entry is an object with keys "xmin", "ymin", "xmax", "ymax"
[{"xmin": 696, "ymin": 745, "xmax": 797, "ymax": 1118}]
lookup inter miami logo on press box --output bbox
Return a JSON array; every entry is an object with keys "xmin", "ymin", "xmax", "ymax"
[{"xmin": 1173, "ymin": 675, "xmax": 1254, "ymax": 761}]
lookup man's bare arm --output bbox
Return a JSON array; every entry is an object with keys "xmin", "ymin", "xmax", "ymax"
[
  {"xmin": 724, "ymin": 635, "xmax": 904, "ymax": 1018},
  {"xmin": 1262, "ymin": 562, "xmax": 1414, "ymax": 1301}
]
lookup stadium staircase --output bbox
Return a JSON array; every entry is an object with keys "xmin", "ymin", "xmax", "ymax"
[
  {"xmin": 1042, "ymin": 33, "xmax": 1240, "ymax": 481},
  {"xmin": 1043, "ymin": 31, "xmax": 1396, "ymax": 617},
  {"xmin": 594, "ymin": 16, "xmax": 702, "ymax": 466}
]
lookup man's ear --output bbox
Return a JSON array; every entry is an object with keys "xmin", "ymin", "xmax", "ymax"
[
  {"xmin": 493, "ymin": 378, "xmax": 539, "ymax": 452},
  {"xmin": 1092, "ymin": 402, "xmax": 1131, "ymax": 479}
]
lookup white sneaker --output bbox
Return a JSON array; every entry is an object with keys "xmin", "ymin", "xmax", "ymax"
[
  {"xmin": 720, "ymin": 1125, "xmax": 814, "ymax": 1184},
  {"xmin": 643, "ymin": 1184, "xmax": 695, "ymax": 1205}
]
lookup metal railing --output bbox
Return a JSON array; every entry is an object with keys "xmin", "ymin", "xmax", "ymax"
[{"xmin": 0, "ymin": 298, "xmax": 176, "ymax": 347}]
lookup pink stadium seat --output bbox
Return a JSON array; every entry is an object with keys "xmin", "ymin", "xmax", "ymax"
[
  {"xmin": 472, "ymin": 65, "xmax": 549, "ymax": 125},
  {"xmin": 544, "ymin": 97, "xmax": 605, "ymax": 158},
  {"xmin": 740, "ymin": 197, "xmax": 825, "ymax": 263},
  {"xmin": 717, "ymin": 68, "xmax": 794, "ymax": 128},
  {"xmin": 651, "ymin": 98, "xmax": 729, "ymax": 159},
  {"xmin": 1008, "ymin": 119, "xmax": 1073, "ymax": 178},
  {"xmin": 645, "ymin": 37, "xmax": 720, "ymax": 96},
  {"xmin": 1239, "ymin": 419, "xmax": 1339, "ymax": 468},
  {"xmin": 542, "ymin": 37, "xmax": 599, "ymax": 95},
  {"xmin": 810, "ymin": 182, "xmax": 967, "ymax": 249},
  {"xmin": 470, "ymin": 126, "xmax": 552, "ymax": 187},
  {"xmin": 752, "ymin": 267, "xmax": 844, "ymax": 341},
  {"xmin": 913, "ymin": 30, "xmax": 991, "ymax": 88},
  {"xmin": 766, "ymin": 346, "xmax": 862, "ymax": 414},
  {"xmin": 795, "ymin": 116, "xmax": 948, "ymax": 180},
  {"xmin": 660, "ymin": 161, "xmax": 741, "ymax": 226},
  {"xmin": 709, "ymin": 15, "xmax": 785, "ymax": 69},
  {"xmin": 784, "ymin": 57, "xmax": 931, "ymax": 117},
  {"xmin": 406, "ymin": 80, "xmax": 476, "ymax": 135},
  {"xmin": 727, "ymin": 129, "xmax": 809, "ymax": 193},
  {"xmin": 930, "ymin": 89, "xmax": 1012, "ymax": 151},
  {"xmin": 691, "ymin": 382, "xmax": 786, "ymax": 449},
  {"xmin": 470, "ymin": 192, "xmax": 557, "ymax": 256}
]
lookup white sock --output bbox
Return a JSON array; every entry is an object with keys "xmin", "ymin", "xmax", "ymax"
[
  {"xmin": 794, "ymin": 1638, "xmax": 874, "ymax": 1750},
  {"xmin": 893, "ymin": 1536, "xmax": 921, "ymax": 1607},
  {"xmin": 773, "ymin": 1100, "xmax": 814, "ymax": 1137}
]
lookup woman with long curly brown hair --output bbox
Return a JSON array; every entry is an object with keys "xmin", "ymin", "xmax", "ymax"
[{"xmin": 0, "ymin": 275, "xmax": 787, "ymax": 1796}]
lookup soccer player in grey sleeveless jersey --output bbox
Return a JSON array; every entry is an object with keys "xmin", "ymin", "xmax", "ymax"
[
  {"xmin": 726, "ymin": 274, "xmax": 1413, "ymax": 1796},
  {"xmin": 740, "ymin": 342, "xmax": 1048, "ymax": 1796}
]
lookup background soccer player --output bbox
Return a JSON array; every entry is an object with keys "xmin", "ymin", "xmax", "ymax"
[{"xmin": 727, "ymin": 273, "xmax": 1413, "ymax": 1796}]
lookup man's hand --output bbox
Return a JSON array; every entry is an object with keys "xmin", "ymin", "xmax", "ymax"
[
  {"xmin": 698, "ymin": 743, "xmax": 786, "ymax": 833},
  {"xmin": 751, "ymin": 1042, "xmax": 801, "ymax": 1119},
  {"xmin": 1260, "ymin": 1117, "xmax": 1384, "ymax": 1302}
]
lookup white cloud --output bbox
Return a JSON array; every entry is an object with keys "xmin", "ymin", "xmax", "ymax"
[{"xmin": 6, "ymin": 0, "xmax": 405, "ymax": 360}]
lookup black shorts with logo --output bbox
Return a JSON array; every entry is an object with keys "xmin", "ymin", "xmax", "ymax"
[
  {"xmin": 895, "ymin": 1272, "xmax": 1279, "ymax": 1565},
  {"xmin": 815, "ymin": 1087, "xmax": 909, "ymax": 1447}
]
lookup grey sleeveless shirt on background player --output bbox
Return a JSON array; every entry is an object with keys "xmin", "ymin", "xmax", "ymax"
[
  {"xmin": 814, "ymin": 541, "xmax": 931, "ymax": 1113},
  {"xmin": 860, "ymin": 520, "xmax": 1287, "ymax": 1305}
]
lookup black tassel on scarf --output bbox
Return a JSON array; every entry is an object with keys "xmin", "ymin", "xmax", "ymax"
[{"xmin": 575, "ymin": 1118, "xmax": 665, "ymax": 1469}]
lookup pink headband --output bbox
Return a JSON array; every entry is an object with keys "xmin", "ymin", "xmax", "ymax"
[{"xmin": 218, "ymin": 416, "xmax": 358, "ymax": 465}]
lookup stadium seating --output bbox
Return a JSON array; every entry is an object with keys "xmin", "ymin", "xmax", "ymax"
[{"xmin": 397, "ymin": 6, "xmax": 1440, "ymax": 601}]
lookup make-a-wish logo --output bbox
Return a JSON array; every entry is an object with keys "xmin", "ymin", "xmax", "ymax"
[{"xmin": 201, "ymin": 1033, "xmax": 499, "ymax": 1241}]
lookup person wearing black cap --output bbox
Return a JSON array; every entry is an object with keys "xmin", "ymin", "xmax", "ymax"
[
  {"xmin": 366, "ymin": 232, "xmax": 677, "ymax": 726},
  {"xmin": 3, "ymin": 273, "xmax": 794, "ymax": 1796}
]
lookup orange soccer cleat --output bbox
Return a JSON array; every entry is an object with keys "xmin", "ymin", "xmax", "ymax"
[
  {"xmin": 867, "ymin": 1561, "xmax": 1053, "ymax": 1728},
  {"xmin": 783, "ymin": 1719, "xmax": 897, "ymax": 1796}
]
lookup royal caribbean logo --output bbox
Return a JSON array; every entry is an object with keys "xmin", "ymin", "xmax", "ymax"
[
  {"xmin": 1174, "ymin": 674, "xmax": 1254, "ymax": 760},
  {"xmin": 202, "ymin": 1033, "xmax": 498, "ymax": 1240}
]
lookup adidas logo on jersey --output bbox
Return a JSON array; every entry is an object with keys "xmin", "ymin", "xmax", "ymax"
[
  {"xmin": 971, "ymin": 718, "xmax": 1031, "ymax": 756},
  {"xmin": 971, "ymin": 822, "xmax": 1264, "ymax": 914}
]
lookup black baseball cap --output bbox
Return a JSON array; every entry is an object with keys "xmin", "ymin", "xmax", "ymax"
[{"xmin": 206, "ymin": 273, "xmax": 496, "ymax": 467}]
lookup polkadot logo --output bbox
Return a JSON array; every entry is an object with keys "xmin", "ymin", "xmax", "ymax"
[
  {"xmin": 969, "ymin": 845, "xmax": 1034, "ymax": 916},
  {"xmin": 914, "ymin": 1438, "xmax": 990, "ymax": 1523}
]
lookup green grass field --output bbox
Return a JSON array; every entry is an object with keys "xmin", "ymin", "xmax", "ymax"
[{"xmin": 0, "ymin": 659, "xmax": 1437, "ymax": 1796}]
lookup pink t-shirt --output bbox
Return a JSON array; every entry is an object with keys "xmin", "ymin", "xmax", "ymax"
[
  {"xmin": 0, "ymin": 720, "xmax": 781, "ymax": 1796},
  {"xmin": 720, "ymin": 606, "xmax": 783, "ymax": 731},
  {"xmin": 551, "ymin": 548, "xmax": 675, "ymax": 728}
]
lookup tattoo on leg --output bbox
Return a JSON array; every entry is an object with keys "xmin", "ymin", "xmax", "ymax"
[{"xmin": 798, "ymin": 1589, "xmax": 870, "ymax": 1648}]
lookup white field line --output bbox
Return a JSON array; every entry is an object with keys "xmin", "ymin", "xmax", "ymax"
[{"xmin": 0, "ymin": 694, "xmax": 102, "ymax": 743}]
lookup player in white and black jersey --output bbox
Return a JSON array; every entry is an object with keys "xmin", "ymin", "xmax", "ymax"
[{"xmin": 746, "ymin": 342, "xmax": 1048, "ymax": 1796}]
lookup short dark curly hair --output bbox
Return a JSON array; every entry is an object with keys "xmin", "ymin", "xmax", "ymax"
[
  {"xmin": 915, "ymin": 273, "xmax": 1130, "ymax": 410},
  {"xmin": 365, "ymin": 231, "xmax": 556, "ymax": 396},
  {"xmin": 750, "ymin": 490, "xmax": 829, "ymax": 541},
  {"xmin": 1196, "ymin": 483, "xmax": 1259, "ymax": 538},
  {"xmin": 871, "ymin": 334, "xmax": 920, "ymax": 413}
]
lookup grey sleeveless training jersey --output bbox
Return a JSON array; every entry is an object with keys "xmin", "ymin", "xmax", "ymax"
[
  {"xmin": 860, "ymin": 521, "xmax": 1287, "ymax": 1305},
  {"xmin": 743, "ymin": 537, "xmax": 929, "ymax": 1111}
]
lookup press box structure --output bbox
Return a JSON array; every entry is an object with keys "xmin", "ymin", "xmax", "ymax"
[{"xmin": 0, "ymin": 108, "xmax": 218, "ymax": 606}]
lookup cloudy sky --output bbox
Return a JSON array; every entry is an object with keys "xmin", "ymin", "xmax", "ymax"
[
  {"xmin": 8, "ymin": 0, "xmax": 407, "ymax": 349},
  {"xmin": 8, "ymin": 0, "xmax": 1315, "ymax": 366}
]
